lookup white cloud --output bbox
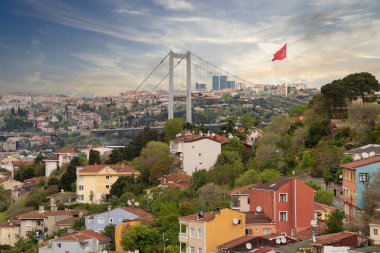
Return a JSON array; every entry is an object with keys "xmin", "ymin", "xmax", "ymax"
[{"xmin": 153, "ymin": 0, "xmax": 193, "ymax": 10}]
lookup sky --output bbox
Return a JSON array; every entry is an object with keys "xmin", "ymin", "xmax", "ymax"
[{"xmin": 0, "ymin": 0, "xmax": 379, "ymax": 97}]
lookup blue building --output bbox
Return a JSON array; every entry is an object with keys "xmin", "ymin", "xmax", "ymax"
[
  {"xmin": 195, "ymin": 82, "xmax": 206, "ymax": 90},
  {"xmin": 227, "ymin": 81, "xmax": 236, "ymax": 89},
  {"xmin": 342, "ymin": 156, "xmax": 380, "ymax": 221},
  {"xmin": 219, "ymin": 76, "xmax": 227, "ymax": 90},
  {"xmin": 85, "ymin": 207, "xmax": 152, "ymax": 233},
  {"xmin": 212, "ymin": 76, "xmax": 220, "ymax": 90}
]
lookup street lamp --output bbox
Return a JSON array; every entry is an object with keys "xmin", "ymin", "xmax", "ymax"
[{"xmin": 163, "ymin": 233, "xmax": 169, "ymax": 253}]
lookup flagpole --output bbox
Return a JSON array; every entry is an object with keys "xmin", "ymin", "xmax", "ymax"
[{"xmin": 285, "ymin": 56, "xmax": 288, "ymax": 96}]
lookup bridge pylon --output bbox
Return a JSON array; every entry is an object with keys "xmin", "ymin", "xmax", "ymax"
[{"xmin": 168, "ymin": 50, "xmax": 192, "ymax": 123}]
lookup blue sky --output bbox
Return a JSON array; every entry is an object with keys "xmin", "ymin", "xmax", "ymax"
[{"xmin": 0, "ymin": 0, "xmax": 379, "ymax": 96}]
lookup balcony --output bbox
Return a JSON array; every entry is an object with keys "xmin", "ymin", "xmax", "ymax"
[{"xmin": 179, "ymin": 233, "xmax": 188, "ymax": 241}]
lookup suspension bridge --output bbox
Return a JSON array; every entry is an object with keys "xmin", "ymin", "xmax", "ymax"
[{"xmin": 132, "ymin": 50, "xmax": 308, "ymax": 124}]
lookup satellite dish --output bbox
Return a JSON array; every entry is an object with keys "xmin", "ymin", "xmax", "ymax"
[
  {"xmin": 311, "ymin": 220, "xmax": 317, "ymax": 227},
  {"xmin": 362, "ymin": 152, "xmax": 369, "ymax": 159},
  {"xmin": 276, "ymin": 238, "xmax": 281, "ymax": 244},
  {"xmin": 256, "ymin": 206, "xmax": 262, "ymax": 213},
  {"xmin": 370, "ymin": 151, "xmax": 375, "ymax": 157},
  {"xmin": 246, "ymin": 243, "xmax": 252, "ymax": 249},
  {"xmin": 127, "ymin": 200, "xmax": 132, "ymax": 206},
  {"xmin": 232, "ymin": 218, "xmax": 239, "ymax": 225},
  {"xmin": 135, "ymin": 202, "xmax": 140, "ymax": 207},
  {"xmin": 281, "ymin": 237, "xmax": 287, "ymax": 244},
  {"xmin": 84, "ymin": 246, "xmax": 91, "ymax": 252},
  {"xmin": 354, "ymin": 154, "xmax": 360, "ymax": 161}
]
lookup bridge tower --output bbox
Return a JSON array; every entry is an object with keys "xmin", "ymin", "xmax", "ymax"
[{"xmin": 168, "ymin": 50, "xmax": 192, "ymax": 123}]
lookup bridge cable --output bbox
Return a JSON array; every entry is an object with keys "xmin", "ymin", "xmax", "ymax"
[
  {"xmin": 151, "ymin": 58, "xmax": 184, "ymax": 92},
  {"xmin": 133, "ymin": 53, "xmax": 169, "ymax": 93}
]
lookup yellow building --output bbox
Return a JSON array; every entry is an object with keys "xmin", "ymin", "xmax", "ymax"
[
  {"xmin": 245, "ymin": 213, "xmax": 276, "ymax": 236},
  {"xmin": 314, "ymin": 202, "xmax": 336, "ymax": 221},
  {"xmin": 76, "ymin": 164, "xmax": 140, "ymax": 204},
  {"xmin": 179, "ymin": 208, "xmax": 246, "ymax": 253},
  {"xmin": 370, "ymin": 220, "xmax": 380, "ymax": 245},
  {"xmin": 114, "ymin": 207, "xmax": 154, "ymax": 251}
]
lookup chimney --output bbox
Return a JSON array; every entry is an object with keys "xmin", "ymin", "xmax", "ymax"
[
  {"xmin": 107, "ymin": 205, "xmax": 112, "ymax": 212},
  {"xmin": 39, "ymin": 205, "xmax": 45, "ymax": 212},
  {"xmin": 163, "ymin": 175, "xmax": 168, "ymax": 184},
  {"xmin": 197, "ymin": 211, "xmax": 204, "ymax": 220}
]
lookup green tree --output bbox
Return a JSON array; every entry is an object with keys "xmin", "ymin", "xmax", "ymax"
[
  {"xmin": 223, "ymin": 138, "xmax": 245, "ymax": 154},
  {"xmin": 102, "ymin": 224, "xmax": 116, "ymax": 250},
  {"xmin": 326, "ymin": 210, "xmax": 345, "ymax": 233},
  {"xmin": 315, "ymin": 189, "xmax": 334, "ymax": 206},
  {"xmin": 196, "ymin": 183, "xmax": 229, "ymax": 211},
  {"xmin": 0, "ymin": 185, "xmax": 10, "ymax": 212},
  {"xmin": 235, "ymin": 169, "xmax": 261, "ymax": 187},
  {"xmin": 362, "ymin": 172, "xmax": 380, "ymax": 235},
  {"xmin": 163, "ymin": 118, "xmax": 186, "ymax": 141},
  {"xmin": 189, "ymin": 169, "xmax": 207, "ymax": 198},
  {"xmin": 342, "ymin": 72, "xmax": 380, "ymax": 102},
  {"xmin": 259, "ymin": 169, "xmax": 280, "ymax": 183},
  {"xmin": 59, "ymin": 157, "xmax": 83, "ymax": 191},
  {"xmin": 121, "ymin": 224, "xmax": 160, "ymax": 253},
  {"xmin": 14, "ymin": 165, "xmax": 35, "ymax": 181},
  {"xmin": 134, "ymin": 141, "xmax": 179, "ymax": 184},
  {"xmin": 88, "ymin": 149, "xmax": 101, "ymax": 165}
]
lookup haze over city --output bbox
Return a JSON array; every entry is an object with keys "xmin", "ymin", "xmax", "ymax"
[{"xmin": 0, "ymin": 0, "xmax": 379, "ymax": 96}]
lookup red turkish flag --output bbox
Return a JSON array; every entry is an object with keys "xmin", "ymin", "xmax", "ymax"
[{"xmin": 272, "ymin": 43, "xmax": 287, "ymax": 61}]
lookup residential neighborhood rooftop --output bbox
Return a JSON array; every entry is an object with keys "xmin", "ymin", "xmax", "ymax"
[
  {"xmin": 313, "ymin": 231, "xmax": 357, "ymax": 245},
  {"xmin": 341, "ymin": 155, "xmax": 380, "ymax": 169},
  {"xmin": 78, "ymin": 164, "xmax": 139, "ymax": 173},
  {"xmin": 51, "ymin": 229, "xmax": 110, "ymax": 242},
  {"xmin": 229, "ymin": 183, "xmax": 256, "ymax": 195},
  {"xmin": 245, "ymin": 212, "xmax": 274, "ymax": 224},
  {"xmin": 251, "ymin": 177, "xmax": 291, "ymax": 191}
]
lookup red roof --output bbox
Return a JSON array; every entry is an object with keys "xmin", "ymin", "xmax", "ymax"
[
  {"xmin": 172, "ymin": 133, "xmax": 228, "ymax": 144},
  {"xmin": 179, "ymin": 211, "xmax": 216, "ymax": 222},
  {"xmin": 0, "ymin": 220, "xmax": 19, "ymax": 228},
  {"xmin": 120, "ymin": 207, "xmax": 154, "ymax": 223},
  {"xmin": 295, "ymin": 222, "xmax": 327, "ymax": 240},
  {"xmin": 230, "ymin": 183, "xmax": 256, "ymax": 195},
  {"xmin": 218, "ymin": 235, "xmax": 254, "ymax": 249},
  {"xmin": 17, "ymin": 210, "xmax": 80, "ymax": 219},
  {"xmin": 313, "ymin": 231, "xmax": 358, "ymax": 245},
  {"xmin": 43, "ymin": 156, "xmax": 59, "ymax": 161},
  {"xmin": 251, "ymin": 178, "xmax": 291, "ymax": 191},
  {"xmin": 314, "ymin": 202, "xmax": 336, "ymax": 213},
  {"xmin": 159, "ymin": 172, "xmax": 191, "ymax": 190},
  {"xmin": 56, "ymin": 217, "xmax": 76, "ymax": 226},
  {"xmin": 341, "ymin": 156, "xmax": 380, "ymax": 169},
  {"xmin": 55, "ymin": 148, "xmax": 78, "ymax": 154},
  {"xmin": 370, "ymin": 219, "xmax": 380, "ymax": 225},
  {"xmin": 79, "ymin": 164, "xmax": 139, "ymax": 174},
  {"xmin": 53, "ymin": 229, "xmax": 110, "ymax": 242},
  {"xmin": 12, "ymin": 160, "xmax": 34, "ymax": 166}
]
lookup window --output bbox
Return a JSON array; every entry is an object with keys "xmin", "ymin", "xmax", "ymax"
[
  {"xmin": 263, "ymin": 228, "xmax": 270, "ymax": 235},
  {"xmin": 78, "ymin": 176, "xmax": 84, "ymax": 181},
  {"xmin": 106, "ymin": 176, "xmax": 110, "ymax": 179},
  {"xmin": 316, "ymin": 247, "xmax": 322, "ymax": 253},
  {"xmin": 198, "ymin": 248, "xmax": 203, "ymax": 253},
  {"xmin": 106, "ymin": 185, "xmax": 110, "ymax": 189},
  {"xmin": 190, "ymin": 228, "xmax": 195, "ymax": 237},
  {"xmin": 57, "ymin": 243, "xmax": 61, "ymax": 248},
  {"xmin": 279, "ymin": 211, "xmax": 288, "ymax": 221},
  {"xmin": 88, "ymin": 218, "xmax": 93, "ymax": 224},
  {"xmin": 291, "ymin": 229, "xmax": 296, "ymax": 236},
  {"xmin": 180, "ymin": 243, "xmax": 187, "ymax": 253},
  {"xmin": 109, "ymin": 218, "xmax": 113, "ymax": 224},
  {"xmin": 26, "ymin": 220, "xmax": 32, "ymax": 227},
  {"xmin": 199, "ymin": 153, "xmax": 201, "ymax": 156},
  {"xmin": 279, "ymin": 193, "xmax": 288, "ymax": 202},
  {"xmin": 180, "ymin": 224, "xmax": 187, "ymax": 234},
  {"xmin": 247, "ymin": 197, "xmax": 250, "ymax": 205},
  {"xmin": 198, "ymin": 229, "xmax": 203, "ymax": 239},
  {"xmin": 79, "ymin": 185, "xmax": 84, "ymax": 190},
  {"xmin": 245, "ymin": 229, "xmax": 253, "ymax": 235},
  {"xmin": 374, "ymin": 228, "xmax": 378, "ymax": 235},
  {"xmin": 98, "ymin": 217, "xmax": 105, "ymax": 224},
  {"xmin": 190, "ymin": 247, "xmax": 195, "ymax": 253},
  {"xmin": 77, "ymin": 195, "xmax": 84, "ymax": 201},
  {"xmin": 359, "ymin": 173, "xmax": 368, "ymax": 182}
]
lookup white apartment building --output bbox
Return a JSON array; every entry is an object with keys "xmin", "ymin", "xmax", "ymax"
[{"xmin": 170, "ymin": 132, "xmax": 228, "ymax": 175}]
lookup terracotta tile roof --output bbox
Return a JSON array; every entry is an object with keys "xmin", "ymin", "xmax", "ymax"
[
  {"xmin": 172, "ymin": 133, "xmax": 229, "ymax": 144},
  {"xmin": 0, "ymin": 220, "xmax": 19, "ymax": 228},
  {"xmin": 159, "ymin": 172, "xmax": 191, "ymax": 190},
  {"xmin": 314, "ymin": 202, "xmax": 336, "ymax": 213},
  {"xmin": 179, "ymin": 211, "xmax": 216, "ymax": 222},
  {"xmin": 53, "ymin": 229, "xmax": 110, "ymax": 242},
  {"xmin": 55, "ymin": 148, "xmax": 78, "ymax": 154},
  {"xmin": 295, "ymin": 222, "xmax": 327, "ymax": 240},
  {"xmin": 251, "ymin": 177, "xmax": 291, "ymax": 191},
  {"xmin": 43, "ymin": 156, "xmax": 59, "ymax": 161},
  {"xmin": 245, "ymin": 212, "xmax": 274, "ymax": 224},
  {"xmin": 120, "ymin": 207, "xmax": 154, "ymax": 223},
  {"xmin": 208, "ymin": 134, "xmax": 229, "ymax": 144},
  {"xmin": 313, "ymin": 231, "xmax": 358, "ymax": 245},
  {"xmin": 218, "ymin": 235, "xmax": 254, "ymax": 249},
  {"xmin": 230, "ymin": 183, "xmax": 256, "ymax": 195},
  {"xmin": 79, "ymin": 164, "xmax": 139, "ymax": 174},
  {"xmin": 12, "ymin": 160, "xmax": 33, "ymax": 166},
  {"xmin": 56, "ymin": 217, "xmax": 76, "ymax": 226},
  {"xmin": 341, "ymin": 156, "xmax": 380, "ymax": 169},
  {"xmin": 370, "ymin": 219, "xmax": 380, "ymax": 225},
  {"xmin": 17, "ymin": 210, "xmax": 80, "ymax": 219},
  {"xmin": 253, "ymin": 246, "xmax": 276, "ymax": 253}
]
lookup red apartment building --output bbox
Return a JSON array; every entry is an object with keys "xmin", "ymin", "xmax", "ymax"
[{"xmin": 249, "ymin": 178, "xmax": 315, "ymax": 236}]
